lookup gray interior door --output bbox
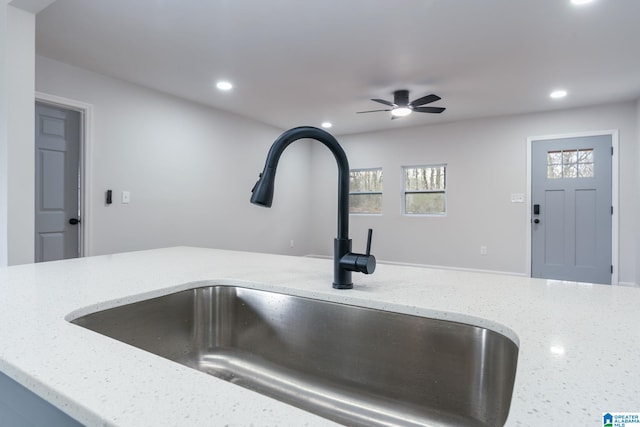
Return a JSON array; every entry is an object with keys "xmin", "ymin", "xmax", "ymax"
[
  {"xmin": 35, "ymin": 102, "xmax": 81, "ymax": 262},
  {"xmin": 531, "ymin": 135, "xmax": 612, "ymax": 284}
]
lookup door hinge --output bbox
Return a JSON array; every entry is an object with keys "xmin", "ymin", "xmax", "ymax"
[
  {"xmin": 611, "ymin": 206, "xmax": 614, "ymax": 215},
  {"xmin": 611, "ymin": 265, "xmax": 614, "ymax": 274},
  {"xmin": 611, "ymin": 146, "xmax": 614, "ymax": 155}
]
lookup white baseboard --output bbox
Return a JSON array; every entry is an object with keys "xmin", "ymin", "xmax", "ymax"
[{"xmin": 617, "ymin": 281, "xmax": 640, "ymax": 288}]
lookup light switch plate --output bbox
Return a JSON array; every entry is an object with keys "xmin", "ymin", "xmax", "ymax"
[
  {"xmin": 511, "ymin": 193, "xmax": 525, "ymax": 203},
  {"xmin": 122, "ymin": 191, "xmax": 130, "ymax": 204}
]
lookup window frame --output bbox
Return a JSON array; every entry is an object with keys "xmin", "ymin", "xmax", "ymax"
[
  {"xmin": 348, "ymin": 167, "xmax": 383, "ymax": 215},
  {"xmin": 402, "ymin": 163, "xmax": 447, "ymax": 216}
]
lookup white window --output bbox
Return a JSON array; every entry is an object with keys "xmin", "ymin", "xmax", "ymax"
[
  {"xmin": 403, "ymin": 164, "xmax": 446, "ymax": 215},
  {"xmin": 349, "ymin": 168, "xmax": 383, "ymax": 214}
]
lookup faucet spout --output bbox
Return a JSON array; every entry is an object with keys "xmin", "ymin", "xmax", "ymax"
[{"xmin": 251, "ymin": 126, "xmax": 375, "ymax": 289}]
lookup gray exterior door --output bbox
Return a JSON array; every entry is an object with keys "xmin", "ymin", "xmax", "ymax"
[
  {"xmin": 531, "ymin": 135, "xmax": 612, "ymax": 284},
  {"xmin": 34, "ymin": 102, "xmax": 81, "ymax": 262}
]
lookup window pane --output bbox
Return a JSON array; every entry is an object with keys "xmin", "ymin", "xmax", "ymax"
[
  {"xmin": 578, "ymin": 163, "xmax": 594, "ymax": 178},
  {"xmin": 349, "ymin": 168, "xmax": 383, "ymax": 214},
  {"xmin": 578, "ymin": 149, "xmax": 593, "ymax": 163},
  {"xmin": 577, "ymin": 149, "xmax": 594, "ymax": 178},
  {"xmin": 547, "ymin": 151, "xmax": 562, "ymax": 165},
  {"xmin": 404, "ymin": 166, "xmax": 445, "ymax": 191},
  {"xmin": 350, "ymin": 169, "xmax": 383, "ymax": 192},
  {"xmin": 547, "ymin": 165, "xmax": 563, "ymax": 179},
  {"xmin": 349, "ymin": 193, "xmax": 382, "ymax": 214},
  {"xmin": 562, "ymin": 150, "xmax": 577, "ymax": 164},
  {"xmin": 405, "ymin": 192, "xmax": 445, "ymax": 214},
  {"xmin": 563, "ymin": 163, "xmax": 577, "ymax": 178}
]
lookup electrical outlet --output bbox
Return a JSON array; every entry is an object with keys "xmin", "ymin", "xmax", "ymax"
[{"xmin": 480, "ymin": 246, "xmax": 488, "ymax": 256}]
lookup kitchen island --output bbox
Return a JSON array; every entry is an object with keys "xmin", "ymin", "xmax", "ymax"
[{"xmin": 0, "ymin": 247, "xmax": 638, "ymax": 426}]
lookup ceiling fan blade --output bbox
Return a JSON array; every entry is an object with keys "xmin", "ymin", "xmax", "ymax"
[
  {"xmin": 410, "ymin": 94, "xmax": 441, "ymax": 107},
  {"xmin": 356, "ymin": 109, "xmax": 392, "ymax": 114},
  {"xmin": 370, "ymin": 98, "xmax": 395, "ymax": 107},
  {"xmin": 413, "ymin": 106, "xmax": 446, "ymax": 114}
]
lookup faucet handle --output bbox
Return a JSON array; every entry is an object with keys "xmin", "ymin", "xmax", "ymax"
[
  {"xmin": 340, "ymin": 229, "xmax": 376, "ymax": 275},
  {"xmin": 356, "ymin": 229, "xmax": 376, "ymax": 274}
]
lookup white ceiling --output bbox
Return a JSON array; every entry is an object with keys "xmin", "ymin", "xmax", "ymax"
[{"xmin": 35, "ymin": 0, "xmax": 640, "ymax": 135}]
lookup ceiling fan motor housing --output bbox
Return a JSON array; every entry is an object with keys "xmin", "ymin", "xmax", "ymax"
[{"xmin": 394, "ymin": 90, "xmax": 410, "ymax": 106}]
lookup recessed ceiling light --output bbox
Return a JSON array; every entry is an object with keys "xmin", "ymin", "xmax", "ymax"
[
  {"xmin": 391, "ymin": 107, "xmax": 412, "ymax": 117},
  {"xmin": 321, "ymin": 122, "xmax": 332, "ymax": 128},
  {"xmin": 216, "ymin": 81, "xmax": 233, "ymax": 91},
  {"xmin": 550, "ymin": 89, "xmax": 568, "ymax": 99},
  {"xmin": 570, "ymin": 0, "xmax": 595, "ymax": 5}
]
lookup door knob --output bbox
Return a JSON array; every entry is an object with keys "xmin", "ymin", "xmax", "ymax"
[
  {"xmin": 69, "ymin": 218, "xmax": 81, "ymax": 225},
  {"xmin": 533, "ymin": 218, "xmax": 540, "ymax": 224}
]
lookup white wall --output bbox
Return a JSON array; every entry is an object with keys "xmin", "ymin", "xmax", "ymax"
[
  {"xmin": 0, "ymin": 2, "xmax": 8, "ymax": 267},
  {"xmin": 309, "ymin": 102, "xmax": 639, "ymax": 284},
  {"xmin": 636, "ymin": 99, "xmax": 640, "ymax": 284},
  {"xmin": 35, "ymin": 55, "xmax": 312, "ymax": 258},
  {"xmin": 1, "ymin": 4, "xmax": 36, "ymax": 266}
]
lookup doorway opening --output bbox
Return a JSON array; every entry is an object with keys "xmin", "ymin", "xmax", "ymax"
[{"xmin": 34, "ymin": 92, "xmax": 92, "ymax": 261}]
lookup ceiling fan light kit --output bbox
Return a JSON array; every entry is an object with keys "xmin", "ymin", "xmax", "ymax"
[
  {"xmin": 357, "ymin": 89, "xmax": 446, "ymax": 119},
  {"xmin": 391, "ymin": 107, "xmax": 412, "ymax": 117}
]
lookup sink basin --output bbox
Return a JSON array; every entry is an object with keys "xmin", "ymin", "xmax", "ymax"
[{"xmin": 71, "ymin": 285, "xmax": 518, "ymax": 426}]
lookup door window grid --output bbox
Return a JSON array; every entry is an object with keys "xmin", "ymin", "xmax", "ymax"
[
  {"xmin": 547, "ymin": 149, "xmax": 594, "ymax": 179},
  {"xmin": 403, "ymin": 165, "xmax": 446, "ymax": 215},
  {"xmin": 349, "ymin": 168, "xmax": 383, "ymax": 214}
]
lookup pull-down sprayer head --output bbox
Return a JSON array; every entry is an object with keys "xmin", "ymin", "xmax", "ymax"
[{"xmin": 250, "ymin": 167, "xmax": 277, "ymax": 207}]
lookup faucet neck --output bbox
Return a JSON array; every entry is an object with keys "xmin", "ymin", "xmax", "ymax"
[{"xmin": 263, "ymin": 127, "xmax": 350, "ymax": 240}]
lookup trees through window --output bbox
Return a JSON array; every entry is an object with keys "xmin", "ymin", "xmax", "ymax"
[
  {"xmin": 348, "ymin": 165, "xmax": 447, "ymax": 215},
  {"xmin": 403, "ymin": 165, "xmax": 447, "ymax": 215},
  {"xmin": 349, "ymin": 168, "xmax": 382, "ymax": 214}
]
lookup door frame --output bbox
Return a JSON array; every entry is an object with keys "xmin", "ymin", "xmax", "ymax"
[
  {"xmin": 526, "ymin": 130, "xmax": 619, "ymax": 285},
  {"xmin": 35, "ymin": 92, "xmax": 93, "ymax": 258}
]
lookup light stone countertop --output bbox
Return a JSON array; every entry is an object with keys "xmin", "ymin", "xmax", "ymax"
[{"xmin": 0, "ymin": 247, "xmax": 638, "ymax": 426}]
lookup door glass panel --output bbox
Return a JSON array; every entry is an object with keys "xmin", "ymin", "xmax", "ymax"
[
  {"xmin": 547, "ymin": 151, "xmax": 562, "ymax": 166},
  {"xmin": 563, "ymin": 163, "xmax": 577, "ymax": 178},
  {"xmin": 547, "ymin": 165, "xmax": 562, "ymax": 179},
  {"xmin": 562, "ymin": 150, "xmax": 577, "ymax": 164},
  {"xmin": 580, "ymin": 149, "xmax": 594, "ymax": 163},
  {"xmin": 578, "ymin": 163, "xmax": 593, "ymax": 178},
  {"xmin": 547, "ymin": 148, "xmax": 594, "ymax": 179}
]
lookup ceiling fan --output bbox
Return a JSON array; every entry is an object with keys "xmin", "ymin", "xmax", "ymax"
[{"xmin": 357, "ymin": 89, "xmax": 446, "ymax": 119}]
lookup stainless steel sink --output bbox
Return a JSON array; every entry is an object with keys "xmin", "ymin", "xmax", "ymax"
[{"xmin": 71, "ymin": 285, "xmax": 518, "ymax": 426}]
